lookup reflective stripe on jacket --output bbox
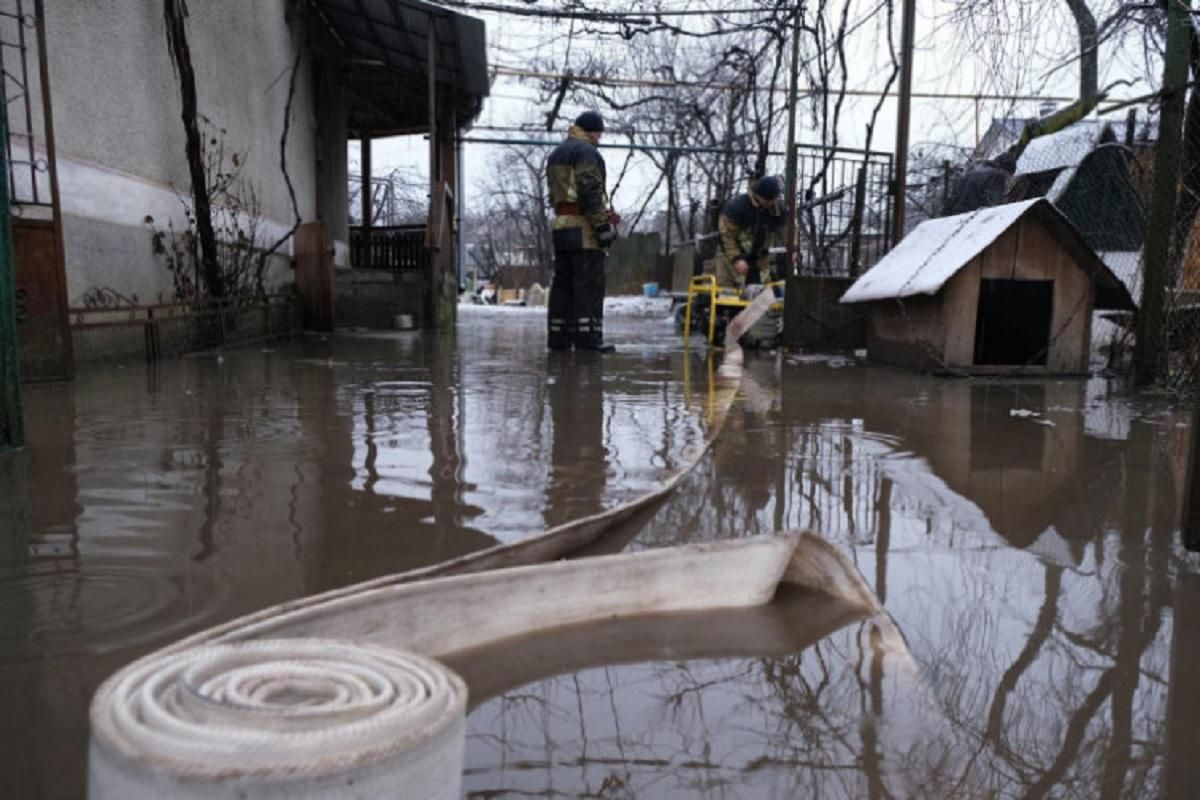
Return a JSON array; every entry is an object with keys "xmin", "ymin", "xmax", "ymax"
[{"xmin": 547, "ymin": 126, "xmax": 610, "ymax": 250}]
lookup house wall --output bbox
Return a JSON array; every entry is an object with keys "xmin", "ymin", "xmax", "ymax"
[
  {"xmin": 25, "ymin": 0, "xmax": 329, "ymax": 305},
  {"xmin": 940, "ymin": 219, "xmax": 1094, "ymax": 373},
  {"xmin": 865, "ymin": 294, "xmax": 946, "ymax": 371}
]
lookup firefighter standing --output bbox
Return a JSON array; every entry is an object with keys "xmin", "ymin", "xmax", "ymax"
[
  {"xmin": 546, "ymin": 111, "xmax": 618, "ymax": 352},
  {"xmin": 715, "ymin": 176, "xmax": 787, "ymax": 290}
]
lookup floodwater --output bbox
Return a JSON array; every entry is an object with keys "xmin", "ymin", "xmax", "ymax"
[{"xmin": 1, "ymin": 303, "xmax": 1198, "ymax": 798}]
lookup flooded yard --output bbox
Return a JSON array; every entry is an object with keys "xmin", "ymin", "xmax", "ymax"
[{"xmin": 2, "ymin": 305, "xmax": 1198, "ymax": 798}]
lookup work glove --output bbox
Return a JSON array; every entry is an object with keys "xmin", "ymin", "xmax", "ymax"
[{"xmin": 595, "ymin": 223, "xmax": 617, "ymax": 248}]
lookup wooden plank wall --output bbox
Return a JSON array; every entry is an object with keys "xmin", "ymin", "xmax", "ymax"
[
  {"xmin": 866, "ymin": 293, "xmax": 946, "ymax": 370},
  {"xmin": 940, "ymin": 218, "xmax": 1094, "ymax": 372}
]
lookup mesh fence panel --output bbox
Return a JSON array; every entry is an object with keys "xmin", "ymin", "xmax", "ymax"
[{"xmin": 871, "ymin": 110, "xmax": 1200, "ymax": 388}]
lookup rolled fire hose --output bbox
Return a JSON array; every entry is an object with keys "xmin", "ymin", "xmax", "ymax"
[
  {"xmin": 91, "ymin": 294, "xmax": 887, "ymax": 799},
  {"xmin": 90, "ymin": 532, "xmax": 909, "ymax": 799},
  {"xmin": 89, "ymin": 640, "xmax": 466, "ymax": 799}
]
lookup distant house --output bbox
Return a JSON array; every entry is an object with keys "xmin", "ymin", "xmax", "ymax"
[{"xmin": 840, "ymin": 199, "xmax": 1136, "ymax": 374}]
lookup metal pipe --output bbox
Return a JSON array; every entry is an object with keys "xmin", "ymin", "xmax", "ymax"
[
  {"xmin": 455, "ymin": 124, "xmax": 464, "ymax": 288},
  {"xmin": 360, "ymin": 136, "xmax": 372, "ymax": 229},
  {"xmin": 892, "ymin": 0, "xmax": 916, "ymax": 244},
  {"xmin": 456, "ymin": 134, "xmax": 893, "ymax": 159},
  {"xmin": 783, "ymin": 3, "xmax": 801, "ymax": 262}
]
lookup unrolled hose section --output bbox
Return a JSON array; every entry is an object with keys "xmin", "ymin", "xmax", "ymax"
[
  {"xmin": 88, "ymin": 534, "xmax": 909, "ymax": 798},
  {"xmin": 88, "ymin": 299, "xmax": 876, "ymax": 799}
]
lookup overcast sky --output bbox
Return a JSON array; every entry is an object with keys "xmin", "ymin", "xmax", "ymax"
[{"xmin": 353, "ymin": 0, "xmax": 1157, "ymax": 219}]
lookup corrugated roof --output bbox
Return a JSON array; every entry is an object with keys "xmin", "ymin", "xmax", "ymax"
[
  {"xmin": 311, "ymin": 0, "xmax": 488, "ymax": 134},
  {"xmin": 840, "ymin": 199, "xmax": 1136, "ymax": 311}
]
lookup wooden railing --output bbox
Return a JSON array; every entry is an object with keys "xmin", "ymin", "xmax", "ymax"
[{"xmin": 350, "ymin": 224, "xmax": 430, "ymax": 271}]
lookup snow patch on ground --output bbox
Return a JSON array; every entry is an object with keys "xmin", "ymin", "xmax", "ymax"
[
  {"xmin": 604, "ymin": 296, "xmax": 675, "ymax": 318},
  {"xmin": 457, "ymin": 296, "xmax": 674, "ymax": 319}
]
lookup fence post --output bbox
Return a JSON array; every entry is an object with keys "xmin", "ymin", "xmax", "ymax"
[
  {"xmin": 849, "ymin": 167, "xmax": 866, "ymax": 277},
  {"xmin": 0, "ymin": 99, "xmax": 23, "ymax": 450},
  {"xmin": 1135, "ymin": 0, "xmax": 1191, "ymax": 386},
  {"xmin": 1186, "ymin": 387, "xmax": 1200, "ymax": 550},
  {"xmin": 891, "ymin": 0, "xmax": 916, "ymax": 243}
]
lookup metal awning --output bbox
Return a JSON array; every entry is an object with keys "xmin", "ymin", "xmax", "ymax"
[{"xmin": 309, "ymin": 0, "xmax": 488, "ymax": 136}]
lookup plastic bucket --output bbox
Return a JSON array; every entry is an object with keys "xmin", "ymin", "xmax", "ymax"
[{"xmin": 642, "ymin": 282, "xmax": 659, "ymax": 297}]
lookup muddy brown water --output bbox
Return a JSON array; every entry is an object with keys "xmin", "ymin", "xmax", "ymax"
[{"xmin": 2, "ymin": 306, "xmax": 1198, "ymax": 798}]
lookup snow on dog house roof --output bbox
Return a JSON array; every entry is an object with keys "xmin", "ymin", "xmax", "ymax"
[{"xmin": 840, "ymin": 198, "xmax": 1136, "ymax": 311}]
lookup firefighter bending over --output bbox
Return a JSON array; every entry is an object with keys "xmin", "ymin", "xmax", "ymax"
[
  {"xmin": 546, "ymin": 111, "xmax": 619, "ymax": 352},
  {"xmin": 716, "ymin": 176, "xmax": 787, "ymax": 290}
]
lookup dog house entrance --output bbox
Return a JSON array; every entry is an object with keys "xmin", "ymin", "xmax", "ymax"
[{"xmin": 973, "ymin": 279, "xmax": 1053, "ymax": 366}]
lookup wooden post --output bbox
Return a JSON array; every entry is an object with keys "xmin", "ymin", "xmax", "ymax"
[
  {"xmin": 1135, "ymin": 0, "xmax": 1191, "ymax": 386},
  {"xmin": 892, "ymin": 0, "xmax": 917, "ymax": 243},
  {"xmin": 849, "ymin": 168, "xmax": 866, "ymax": 276},
  {"xmin": 0, "ymin": 97, "xmax": 23, "ymax": 449},
  {"xmin": 360, "ymin": 135, "xmax": 372, "ymax": 231},
  {"xmin": 665, "ymin": 152, "xmax": 675, "ymax": 256},
  {"xmin": 294, "ymin": 222, "xmax": 334, "ymax": 332},
  {"xmin": 1166, "ymin": 572, "xmax": 1200, "ymax": 788},
  {"xmin": 1184, "ymin": 380, "xmax": 1200, "ymax": 550},
  {"xmin": 941, "ymin": 159, "xmax": 952, "ymax": 211}
]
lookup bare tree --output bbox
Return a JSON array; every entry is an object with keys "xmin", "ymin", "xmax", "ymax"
[
  {"xmin": 465, "ymin": 146, "xmax": 554, "ymax": 286},
  {"xmin": 163, "ymin": 0, "xmax": 221, "ymax": 299}
]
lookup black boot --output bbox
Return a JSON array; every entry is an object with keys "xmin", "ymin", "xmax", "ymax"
[
  {"xmin": 573, "ymin": 317, "xmax": 614, "ymax": 353},
  {"xmin": 547, "ymin": 316, "xmax": 571, "ymax": 351}
]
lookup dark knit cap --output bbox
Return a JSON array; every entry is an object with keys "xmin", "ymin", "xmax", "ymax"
[
  {"xmin": 753, "ymin": 175, "xmax": 783, "ymax": 200},
  {"xmin": 574, "ymin": 111, "xmax": 605, "ymax": 133}
]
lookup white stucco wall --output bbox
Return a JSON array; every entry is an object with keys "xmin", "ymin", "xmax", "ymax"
[{"xmin": 22, "ymin": 0, "xmax": 326, "ymax": 304}]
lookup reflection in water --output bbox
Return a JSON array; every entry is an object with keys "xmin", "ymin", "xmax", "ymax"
[
  {"xmin": 1, "ymin": 310, "xmax": 1198, "ymax": 798},
  {"xmin": 0, "ymin": 310, "xmax": 702, "ymax": 798},
  {"xmin": 469, "ymin": 358, "xmax": 1200, "ymax": 799},
  {"xmin": 544, "ymin": 353, "xmax": 607, "ymax": 528}
]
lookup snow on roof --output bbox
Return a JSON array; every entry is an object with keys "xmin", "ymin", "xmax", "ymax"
[
  {"xmin": 1099, "ymin": 250, "xmax": 1141, "ymax": 302},
  {"xmin": 1046, "ymin": 165, "xmax": 1077, "ymax": 202},
  {"xmin": 840, "ymin": 199, "xmax": 1041, "ymax": 304},
  {"xmin": 1015, "ymin": 121, "xmax": 1110, "ymax": 176}
]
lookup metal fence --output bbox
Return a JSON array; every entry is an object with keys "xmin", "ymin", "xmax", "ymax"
[
  {"xmin": 69, "ymin": 296, "xmax": 302, "ymax": 366},
  {"xmin": 794, "ymin": 143, "xmax": 895, "ymax": 278},
  {"xmin": 0, "ymin": 0, "xmax": 52, "ymax": 208},
  {"xmin": 350, "ymin": 224, "xmax": 430, "ymax": 271}
]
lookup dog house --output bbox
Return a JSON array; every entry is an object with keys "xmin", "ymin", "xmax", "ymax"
[{"xmin": 840, "ymin": 198, "xmax": 1136, "ymax": 374}]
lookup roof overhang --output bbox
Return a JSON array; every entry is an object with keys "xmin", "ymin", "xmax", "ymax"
[{"xmin": 310, "ymin": 0, "xmax": 489, "ymax": 136}]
